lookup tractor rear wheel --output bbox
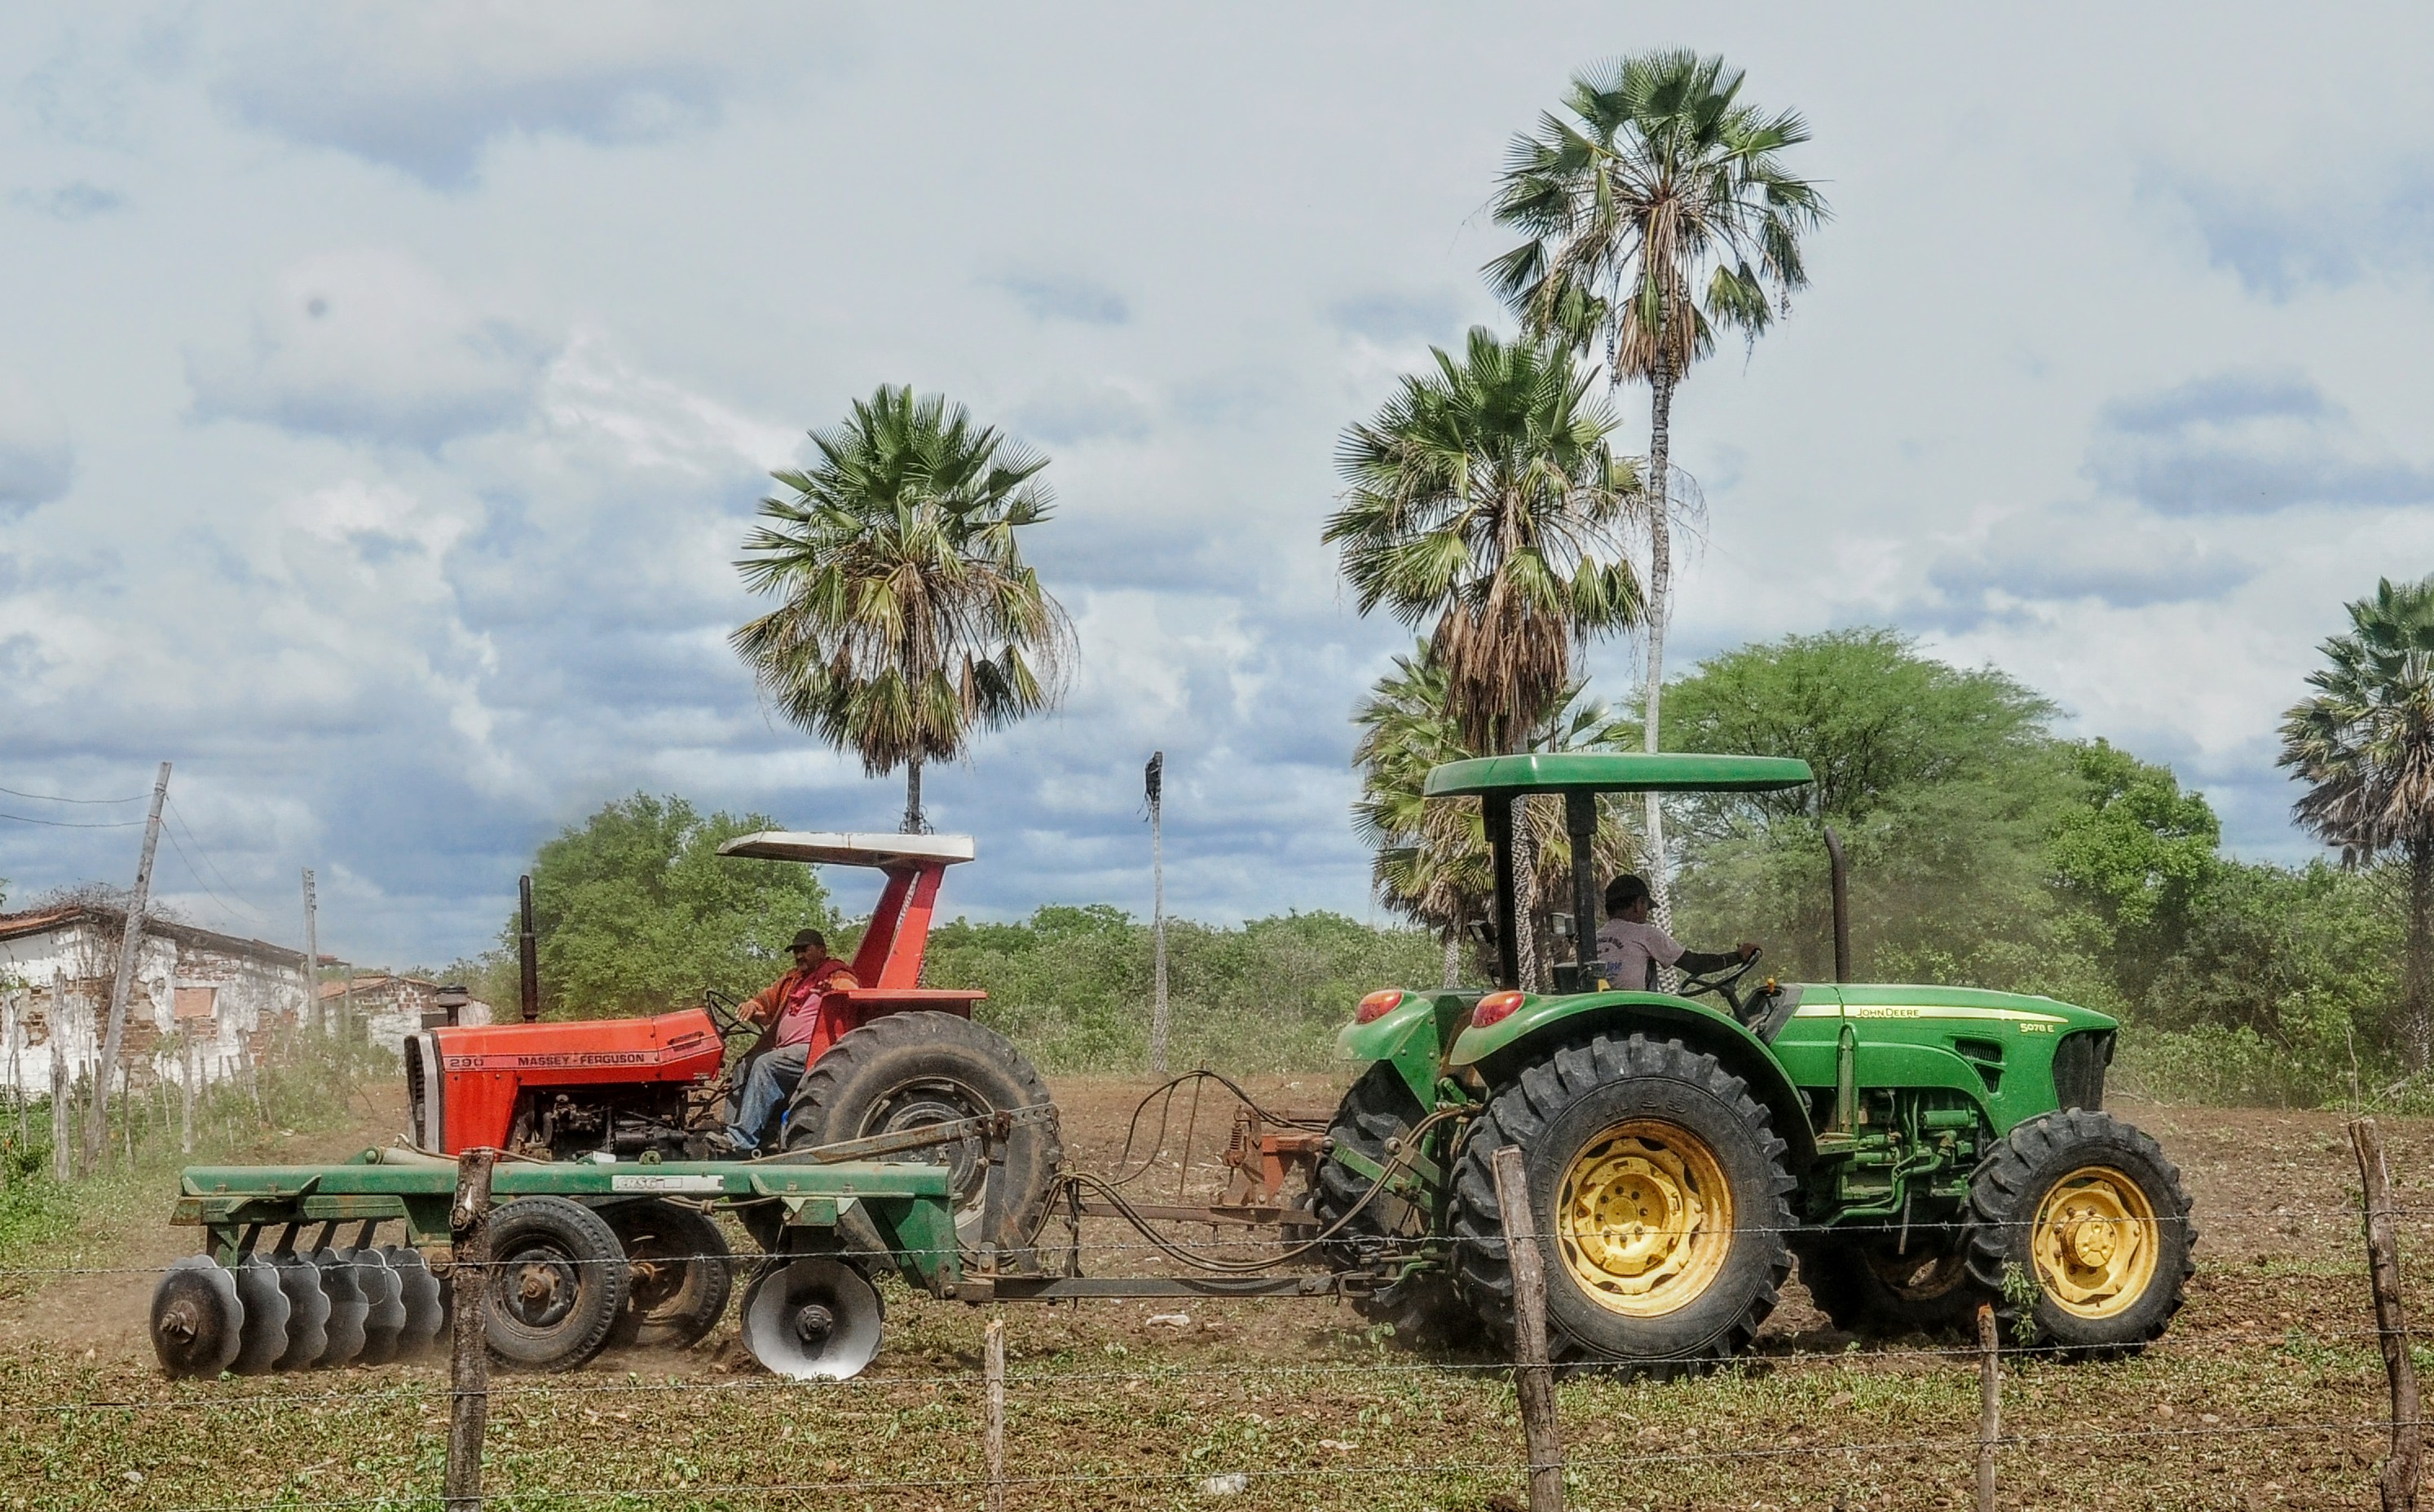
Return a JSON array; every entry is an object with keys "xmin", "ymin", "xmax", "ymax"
[
  {"xmin": 1312, "ymin": 1064, "xmax": 1477, "ymax": 1348},
  {"xmin": 603, "ymin": 1200, "xmax": 734, "ymax": 1351},
  {"xmin": 1795, "ymin": 1230, "xmax": 1982, "ymax": 1338},
  {"xmin": 1449, "ymin": 1034, "xmax": 1794, "ymax": 1376},
  {"xmin": 1965, "ymin": 1109, "xmax": 2194, "ymax": 1357},
  {"xmin": 783, "ymin": 1011, "xmax": 1062, "ymax": 1257}
]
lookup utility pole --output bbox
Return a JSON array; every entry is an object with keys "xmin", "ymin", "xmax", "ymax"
[
  {"xmin": 302, "ymin": 869, "xmax": 320, "ymax": 1034},
  {"xmin": 85, "ymin": 760, "xmax": 170, "ymax": 1169},
  {"xmin": 1146, "ymin": 752, "xmax": 1169, "ymax": 1077}
]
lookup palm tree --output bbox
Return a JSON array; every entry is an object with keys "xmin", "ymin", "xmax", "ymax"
[
  {"xmin": 2279, "ymin": 573, "xmax": 2434, "ymax": 1069},
  {"xmin": 1487, "ymin": 49, "xmax": 1827, "ymax": 934},
  {"xmin": 1328, "ymin": 328, "xmax": 1643, "ymax": 984},
  {"xmin": 1354, "ymin": 643, "xmax": 1640, "ymax": 987},
  {"xmin": 734, "ymin": 386, "xmax": 1074, "ymax": 832}
]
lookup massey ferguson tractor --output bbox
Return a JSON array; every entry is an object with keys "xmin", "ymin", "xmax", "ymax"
[{"xmin": 152, "ymin": 753, "xmax": 2192, "ymax": 1384}]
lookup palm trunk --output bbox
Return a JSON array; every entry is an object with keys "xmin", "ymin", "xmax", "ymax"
[
  {"xmin": 1512, "ymin": 800, "xmax": 1542, "ymax": 991},
  {"xmin": 903, "ymin": 756, "xmax": 924, "ymax": 834},
  {"xmin": 2408, "ymin": 830, "xmax": 2433, "ymax": 1071},
  {"xmin": 1442, "ymin": 926, "xmax": 1462, "ymax": 990},
  {"xmin": 1643, "ymin": 364, "xmax": 1677, "ymax": 987}
]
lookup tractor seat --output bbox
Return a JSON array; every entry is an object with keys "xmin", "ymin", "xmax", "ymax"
[{"xmin": 1741, "ymin": 982, "xmax": 1804, "ymax": 1043}]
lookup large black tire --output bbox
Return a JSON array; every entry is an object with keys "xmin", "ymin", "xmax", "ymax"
[
  {"xmin": 1965, "ymin": 1109, "xmax": 2194, "ymax": 1357},
  {"xmin": 603, "ymin": 1201, "xmax": 734, "ymax": 1351},
  {"xmin": 783, "ymin": 1012, "xmax": 1063, "ymax": 1259},
  {"xmin": 1313, "ymin": 1064, "xmax": 1479, "ymax": 1348},
  {"xmin": 1449, "ymin": 1034, "xmax": 1795, "ymax": 1375},
  {"xmin": 1795, "ymin": 1228, "xmax": 1983, "ymax": 1338},
  {"xmin": 483, "ymin": 1197, "xmax": 629, "ymax": 1372}
]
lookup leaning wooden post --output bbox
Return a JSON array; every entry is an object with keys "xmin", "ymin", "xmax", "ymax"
[
  {"xmin": 446, "ymin": 1148, "xmax": 496, "ymax": 1512},
  {"xmin": 984, "ymin": 1316, "xmax": 1007, "ymax": 1512},
  {"xmin": 1975, "ymin": 1302, "xmax": 2000, "ymax": 1512},
  {"xmin": 1490, "ymin": 1145, "xmax": 1564, "ymax": 1512},
  {"xmin": 2352, "ymin": 1117, "xmax": 2423, "ymax": 1512}
]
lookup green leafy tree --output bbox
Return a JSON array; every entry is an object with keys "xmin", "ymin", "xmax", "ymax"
[
  {"xmin": 1488, "ymin": 49, "xmax": 1827, "ymax": 932},
  {"xmin": 518, "ymin": 794, "xmax": 835, "ymax": 1018},
  {"xmin": 1660, "ymin": 628, "xmax": 2076, "ymax": 987},
  {"xmin": 2048, "ymin": 739, "xmax": 2220, "ymax": 1007},
  {"xmin": 1327, "ymin": 328, "xmax": 1642, "ymax": 985},
  {"xmin": 2280, "ymin": 574, "xmax": 2434, "ymax": 1067},
  {"xmin": 1351, "ymin": 641, "xmax": 1638, "ymax": 985},
  {"xmin": 734, "ymin": 386, "xmax": 1074, "ymax": 833}
]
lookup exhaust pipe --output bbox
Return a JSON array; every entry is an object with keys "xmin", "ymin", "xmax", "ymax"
[
  {"xmin": 518, "ymin": 874, "xmax": 540, "ymax": 1021},
  {"xmin": 1822, "ymin": 825, "xmax": 1850, "ymax": 984}
]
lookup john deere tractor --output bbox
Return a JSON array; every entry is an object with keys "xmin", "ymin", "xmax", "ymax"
[{"xmin": 1316, "ymin": 752, "xmax": 2194, "ymax": 1373}]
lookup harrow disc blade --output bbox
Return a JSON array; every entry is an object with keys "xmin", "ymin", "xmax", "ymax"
[
  {"xmin": 381, "ymin": 1246, "xmax": 446, "ymax": 1358},
  {"xmin": 228, "ymin": 1257, "xmax": 293, "ymax": 1376},
  {"xmin": 271, "ymin": 1254, "xmax": 331, "ymax": 1371},
  {"xmin": 739, "ymin": 1256, "xmax": 883, "ymax": 1382},
  {"xmin": 311, "ymin": 1248, "xmax": 369, "ymax": 1366},
  {"xmin": 354, "ymin": 1250, "xmax": 408, "ymax": 1366},
  {"xmin": 152, "ymin": 1256, "xmax": 243, "ymax": 1379}
]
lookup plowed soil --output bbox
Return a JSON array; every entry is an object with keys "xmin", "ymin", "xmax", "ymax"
[{"xmin": 0, "ymin": 1075, "xmax": 2424, "ymax": 1511}]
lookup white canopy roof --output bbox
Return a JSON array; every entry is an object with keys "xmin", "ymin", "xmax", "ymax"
[{"xmin": 717, "ymin": 830, "xmax": 977, "ymax": 868}]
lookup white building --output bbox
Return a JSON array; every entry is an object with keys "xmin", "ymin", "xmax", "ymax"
[{"xmin": 0, "ymin": 904, "xmax": 311, "ymax": 1098}]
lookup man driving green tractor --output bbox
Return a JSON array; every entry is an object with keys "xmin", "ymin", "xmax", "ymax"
[{"xmin": 1596, "ymin": 871, "xmax": 1758, "ymax": 994}]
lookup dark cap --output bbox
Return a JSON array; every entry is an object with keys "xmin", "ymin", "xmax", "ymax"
[{"xmin": 789, "ymin": 928, "xmax": 827, "ymax": 953}]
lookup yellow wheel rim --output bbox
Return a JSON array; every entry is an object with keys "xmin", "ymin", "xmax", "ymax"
[
  {"xmin": 1554, "ymin": 1119, "xmax": 1734, "ymax": 1318},
  {"xmin": 2030, "ymin": 1166, "xmax": 2159, "ymax": 1319}
]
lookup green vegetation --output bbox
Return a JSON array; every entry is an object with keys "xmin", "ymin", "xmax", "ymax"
[
  {"xmin": 930, "ymin": 906, "xmax": 1441, "ymax": 1074},
  {"xmin": 1488, "ymin": 49, "xmax": 1828, "ymax": 923},
  {"xmin": 731, "ymin": 385, "xmax": 1074, "ymax": 834},
  {"xmin": 475, "ymin": 793, "xmax": 835, "ymax": 1019}
]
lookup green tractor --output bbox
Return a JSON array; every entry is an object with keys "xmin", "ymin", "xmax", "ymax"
[{"xmin": 1316, "ymin": 752, "xmax": 2194, "ymax": 1372}]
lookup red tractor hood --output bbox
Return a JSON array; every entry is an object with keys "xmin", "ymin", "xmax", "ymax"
[{"xmin": 411, "ymin": 1008, "xmax": 725, "ymax": 1153}]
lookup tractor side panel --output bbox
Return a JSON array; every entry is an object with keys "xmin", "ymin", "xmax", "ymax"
[
  {"xmin": 1769, "ymin": 986, "xmax": 2119, "ymax": 1135},
  {"xmin": 430, "ymin": 1008, "xmax": 726, "ymax": 1153}
]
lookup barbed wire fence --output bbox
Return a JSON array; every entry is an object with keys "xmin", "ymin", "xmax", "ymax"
[{"xmin": 0, "ymin": 1124, "xmax": 2425, "ymax": 1512}]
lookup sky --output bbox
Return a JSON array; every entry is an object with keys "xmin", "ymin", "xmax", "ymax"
[{"xmin": 2, "ymin": 3, "xmax": 2430, "ymax": 969}]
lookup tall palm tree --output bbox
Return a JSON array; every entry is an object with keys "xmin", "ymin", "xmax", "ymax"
[
  {"xmin": 2279, "ymin": 573, "xmax": 2434, "ymax": 1069},
  {"xmin": 1354, "ymin": 643, "xmax": 1639, "ymax": 987},
  {"xmin": 1487, "ymin": 49, "xmax": 1827, "ymax": 935},
  {"xmin": 1328, "ymin": 328, "xmax": 1643, "ymax": 984},
  {"xmin": 734, "ymin": 386, "xmax": 1074, "ymax": 832}
]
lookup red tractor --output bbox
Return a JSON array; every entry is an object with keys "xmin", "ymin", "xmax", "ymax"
[{"xmin": 403, "ymin": 830, "xmax": 1061, "ymax": 1257}]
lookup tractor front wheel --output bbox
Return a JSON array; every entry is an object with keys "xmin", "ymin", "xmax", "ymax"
[
  {"xmin": 783, "ymin": 1012, "xmax": 1063, "ymax": 1258},
  {"xmin": 1449, "ymin": 1034, "xmax": 1794, "ymax": 1376},
  {"xmin": 1964, "ymin": 1109, "xmax": 2194, "ymax": 1357}
]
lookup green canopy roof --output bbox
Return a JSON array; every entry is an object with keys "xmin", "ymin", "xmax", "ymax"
[{"xmin": 1422, "ymin": 752, "xmax": 1814, "ymax": 797}]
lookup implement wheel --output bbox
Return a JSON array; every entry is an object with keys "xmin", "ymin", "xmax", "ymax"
[
  {"xmin": 1450, "ymin": 1034, "xmax": 1794, "ymax": 1376},
  {"xmin": 783, "ymin": 1012, "xmax": 1062, "ymax": 1255},
  {"xmin": 1965, "ymin": 1109, "xmax": 2194, "ymax": 1356},
  {"xmin": 1313, "ymin": 1064, "xmax": 1476, "ymax": 1347},
  {"xmin": 604, "ymin": 1201, "xmax": 733, "ymax": 1351},
  {"xmin": 483, "ymin": 1197, "xmax": 629, "ymax": 1372}
]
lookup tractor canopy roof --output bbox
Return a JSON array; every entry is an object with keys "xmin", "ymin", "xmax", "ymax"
[
  {"xmin": 717, "ymin": 831, "xmax": 977, "ymax": 869},
  {"xmin": 1422, "ymin": 752, "xmax": 1814, "ymax": 797}
]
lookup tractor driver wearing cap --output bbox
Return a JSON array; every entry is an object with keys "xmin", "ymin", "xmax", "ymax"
[
  {"xmin": 724, "ymin": 928, "xmax": 860, "ymax": 1153},
  {"xmin": 1598, "ymin": 874, "xmax": 1758, "ymax": 994}
]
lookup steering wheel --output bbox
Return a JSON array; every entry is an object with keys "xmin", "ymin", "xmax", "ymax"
[
  {"xmin": 1676, "ymin": 950, "xmax": 1764, "ymax": 1020},
  {"xmin": 703, "ymin": 987, "xmax": 756, "ymax": 1043}
]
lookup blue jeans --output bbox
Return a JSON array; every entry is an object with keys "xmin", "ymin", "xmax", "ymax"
[{"xmin": 727, "ymin": 1043, "xmax": 810, "ymax": 1151}]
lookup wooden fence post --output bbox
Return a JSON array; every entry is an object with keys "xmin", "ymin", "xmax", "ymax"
[
  {"xmin": 446, "ymin": 1148, "xmax": 496, "ymax": 1512},
  {"xmin": 984, "ymin": 1316, "xmax": 1007, "ymax": 1512},
  {"xmin": 2352, "ymin": 1117, "xmax": 2423, "ymax": 1512},
  {"xmin": 1976, "ymin": 1302, "xmax": 2000, "ymax": 1512},
  {"xmin": 1490, "ymin": 1145, "xmax": 1564, "ymax": 1512}
]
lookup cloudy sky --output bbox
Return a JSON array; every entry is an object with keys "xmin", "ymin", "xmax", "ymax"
[{"xmin": 2, "ymin": 4, "xmax": 2428, "ymax": 968}]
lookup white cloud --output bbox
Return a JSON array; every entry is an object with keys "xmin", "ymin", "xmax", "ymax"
[
  {"xmin": 0, "ymin": 374, "xmax": 73, "ymax": 516},
  {"xmin": 186, "ymin": 250, "xmax": 554, "ymax": 447}
]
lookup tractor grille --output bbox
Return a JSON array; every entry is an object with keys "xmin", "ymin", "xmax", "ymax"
[{"xmin": 2052, "ymin": 1029, "xmax": 2114, "ymax": 1111}]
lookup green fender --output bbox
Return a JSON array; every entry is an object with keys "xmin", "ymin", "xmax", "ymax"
[
  {"xmin": 1448, "ymin": 991, "xmax": 1819, "ymax": 1171},
  {"xmin": 1335, "ymin": 990, "xmax": 1478, "ymax": 1107}
]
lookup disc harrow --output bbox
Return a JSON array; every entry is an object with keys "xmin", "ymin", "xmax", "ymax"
[{"xmin": 153, "ymin": 1239, "xmax": 448, "ymax": 1379}]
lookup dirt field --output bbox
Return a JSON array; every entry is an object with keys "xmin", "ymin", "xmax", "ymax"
[{"xmin": 0, "ymin": 1075, "xmax": 2425, "ymax": 1511}]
